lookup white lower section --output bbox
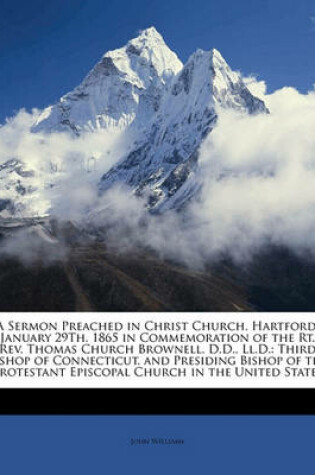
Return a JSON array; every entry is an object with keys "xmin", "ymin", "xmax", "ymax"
[{"xmin": 0, "ymin": 312, "xmax": 314, "ymax": 388}]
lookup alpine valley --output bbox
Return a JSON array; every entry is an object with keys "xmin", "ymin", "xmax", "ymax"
[{"xmin": 0, "ymin": 27, "xmax": 314, "ymax": 312}]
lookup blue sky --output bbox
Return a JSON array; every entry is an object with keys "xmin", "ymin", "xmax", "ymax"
[{"xmin": 1, "ymin": 0, "xmax": 315, "ymax": 122}]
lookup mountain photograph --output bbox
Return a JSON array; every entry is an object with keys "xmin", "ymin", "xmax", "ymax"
[{"xmin": 1, "ymin": 1, "xmax": 315, "ymax": 311}]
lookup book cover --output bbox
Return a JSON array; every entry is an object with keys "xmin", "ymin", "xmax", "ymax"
[{"xmin": 0, "ymin": 1, "xmax": 314, "ymax": 473}]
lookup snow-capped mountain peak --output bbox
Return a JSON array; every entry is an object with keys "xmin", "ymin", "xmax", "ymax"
[
  {"xmin": 33, "ymin": 27, "xmax": 183, "ymax": 134},
  {"xmin": 171, "ymin": 47, "xmax": 266, "ymax": 114},
  {"xmin": 2, "ymin": 28, "xmax": 269, "ymax": 218},
  {"xmin": 99, "ymin": 45, "xmax": 268, "ymax": 211}
]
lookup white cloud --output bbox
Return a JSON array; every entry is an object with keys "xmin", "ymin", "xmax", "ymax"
[
  {"xmin": 0, "ymin": 109, "xmax": 132, "ymax": 218},
  {"xmin": 243, "ymin": 75, "xmax": 267, "ymax": 100},
  {"xmin": 93, "ymin": 84, "xmax": 315, "ymax": 267},
  {"xmin": 187, "ymin": 85, "xmax": 315, "ymax": 262},
  {"xmin": 3, "ymin": 81, "xmax": 315, "ymax": 267}
]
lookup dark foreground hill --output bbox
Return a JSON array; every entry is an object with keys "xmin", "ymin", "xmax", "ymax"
[
  {"xmin": 0, "ymin": 243, "xmax": 250, "ymax": 312},
  {"xmin": 1, "ymin": 220, "xmax": 315, "ymax": 312}
]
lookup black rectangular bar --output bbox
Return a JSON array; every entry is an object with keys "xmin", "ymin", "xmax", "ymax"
[{"xmin": 0, "ymin": 389, "xmax": 314, "ymax": 415}]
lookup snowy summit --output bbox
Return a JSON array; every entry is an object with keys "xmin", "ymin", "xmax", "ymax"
[{"xmin": 33, "ymin": 27, "xmax": 183, "ymax": 134}]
